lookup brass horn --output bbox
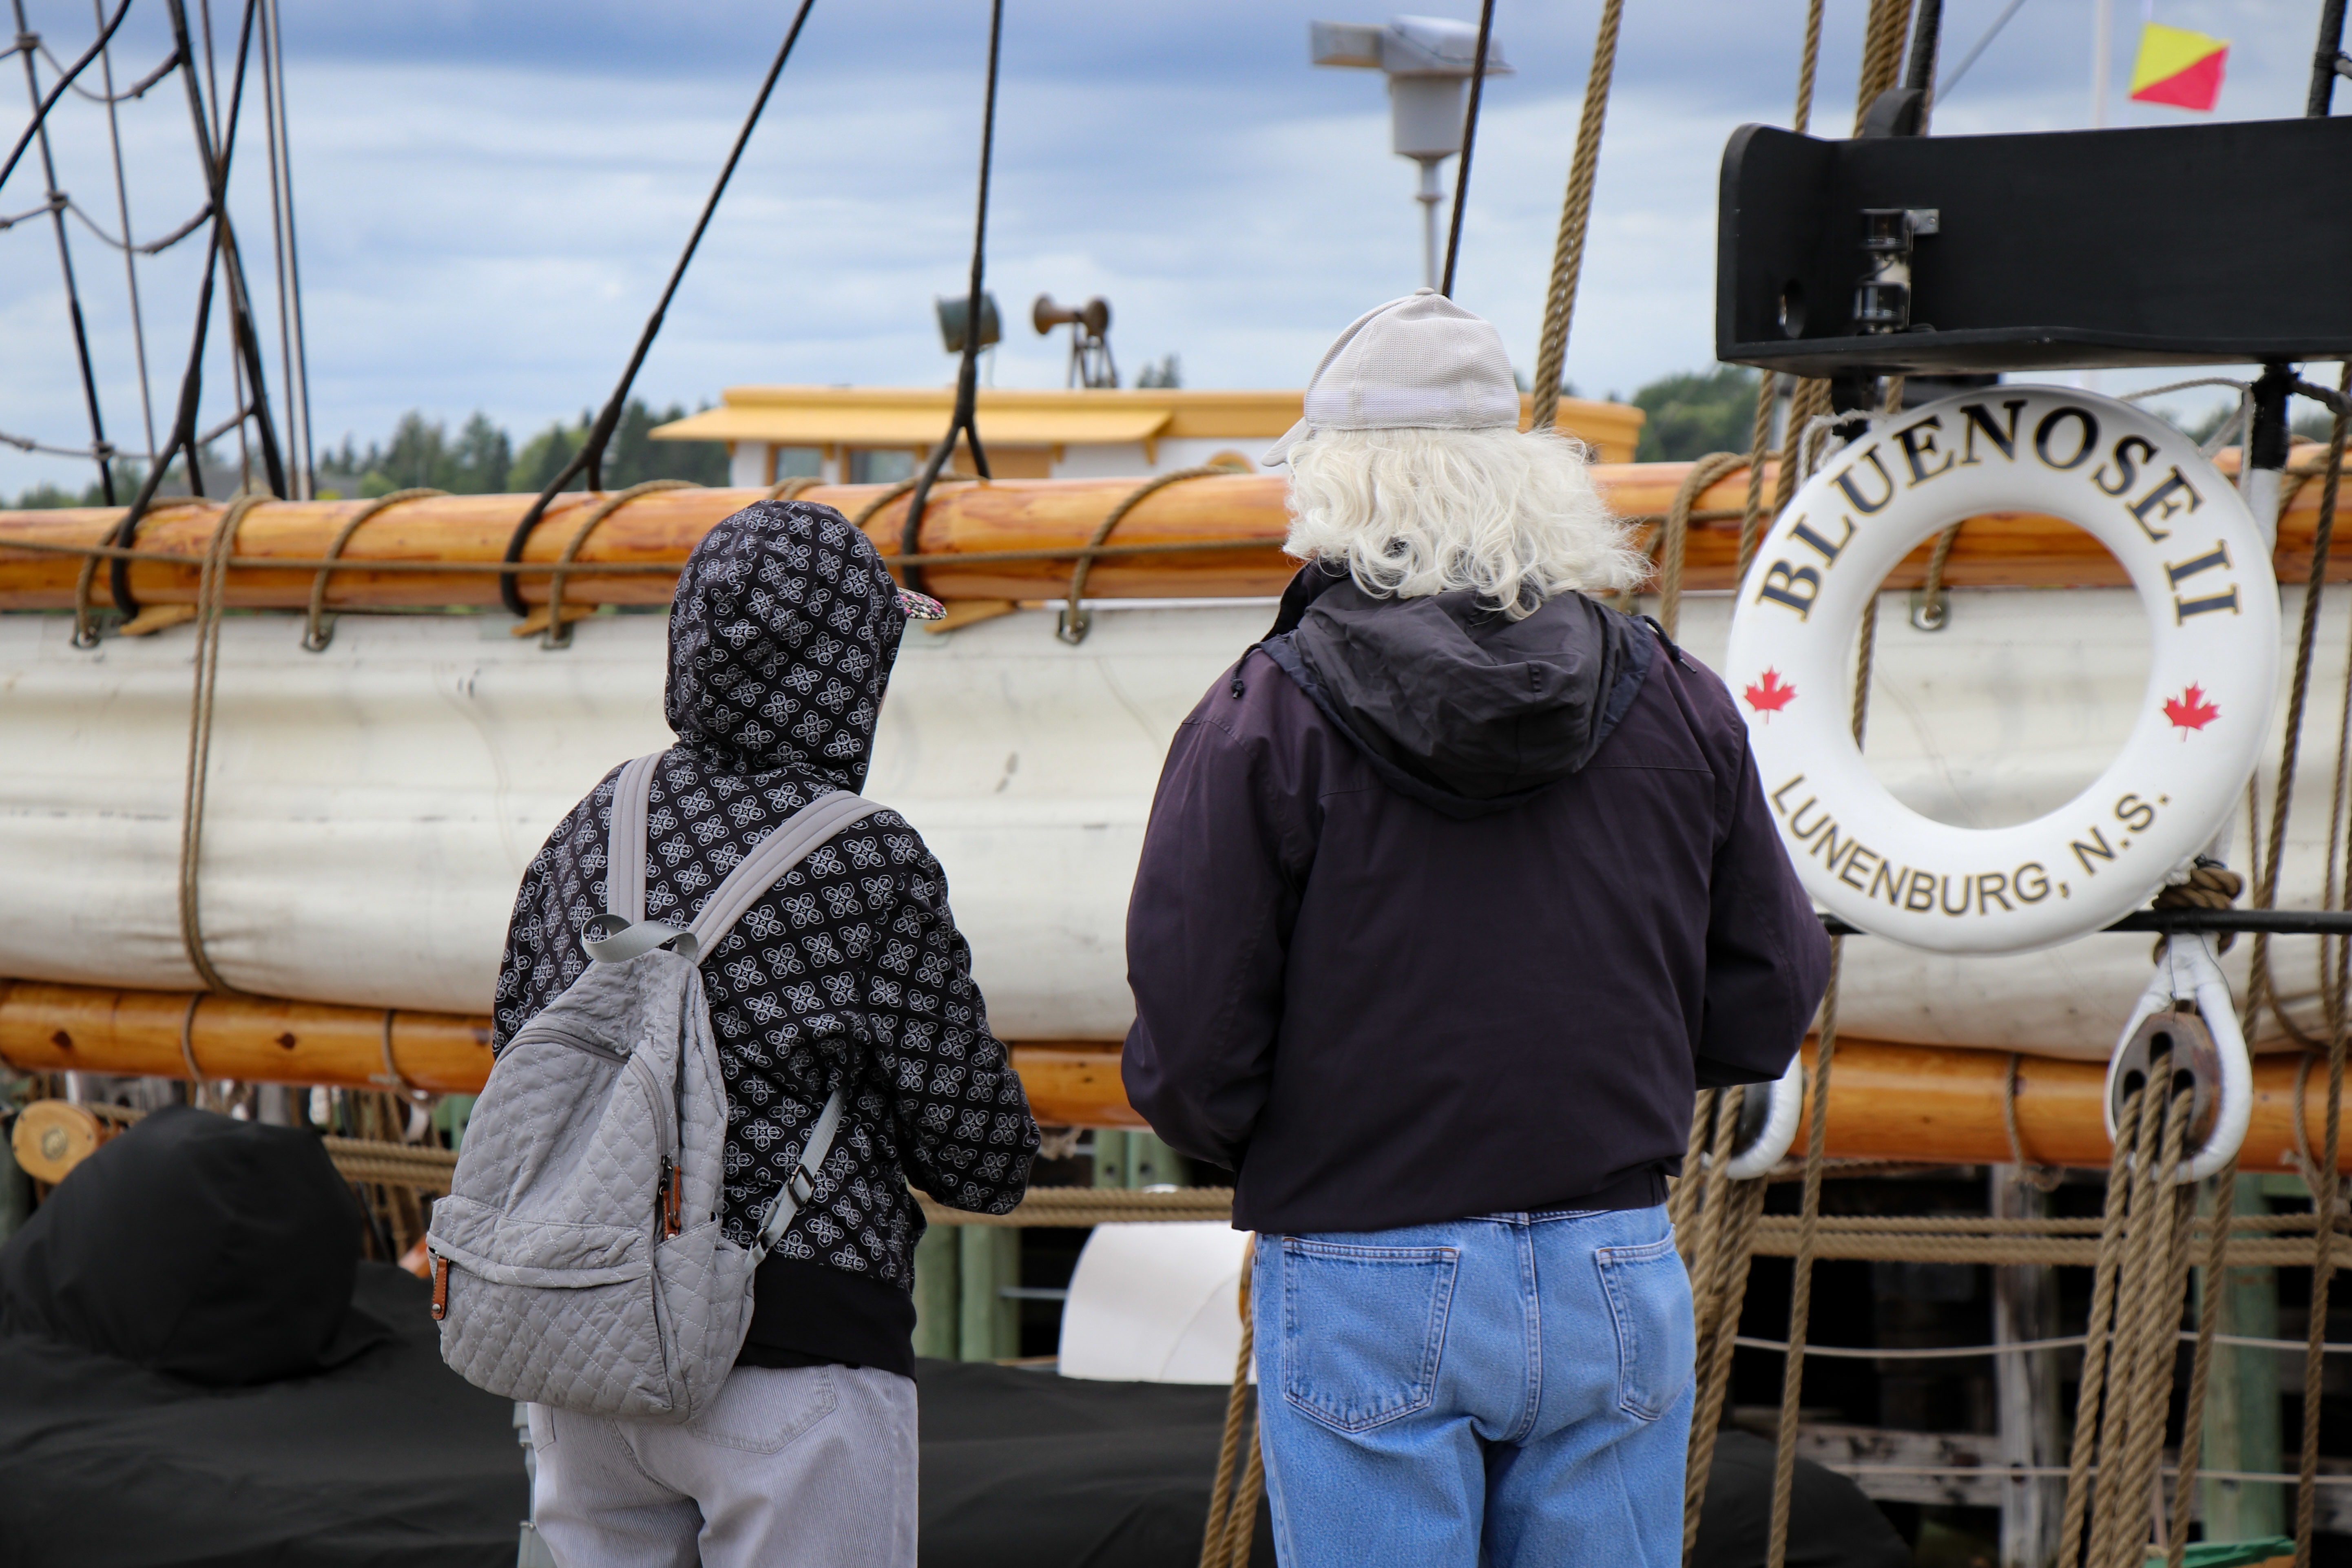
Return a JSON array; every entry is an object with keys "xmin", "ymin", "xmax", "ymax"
[{"xmin": 1033, "ymin": 294, "xmax": 1110, "ymax": 338}]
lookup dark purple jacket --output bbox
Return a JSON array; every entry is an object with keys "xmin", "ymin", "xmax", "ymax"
[{"xmin": 1121, "ymin": 567, "xmax": 1830, "ymax": 1235}]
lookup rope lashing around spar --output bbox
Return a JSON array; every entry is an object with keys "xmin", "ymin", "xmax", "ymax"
[
  {"xmin": 301, "ymin": 488, "xmax": 448, "ymax": 652},
  {"xmin": 176, "ymin": 993, "xmax": 215, "ymax": 1113},
  {"xmin": 534, "ymin": 478, "xmax": 700, "ymax": 648},
  {"xmin": 373, "ymin": 1010, "xmax": 432, "ymax": 1105},
  {"xmin": 2002, "ymin": 1053, "xmax": 2066, "ymax": 1192},
  {"xmin": 1057, "ymin": 460, "xmax": 1251, "ymax": 646},
  {"xmin": 1655, "ymin": 452, "xmax": 1748, "ymax": 641},
  {"xmin": 69, "ymin": 498, "xmax": 208, "ymax": 645}
]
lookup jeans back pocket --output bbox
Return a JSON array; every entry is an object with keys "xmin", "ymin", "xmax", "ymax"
[
  {"xmin": 1594, "ymin": 1233, "xmax": 1694, "ymax": 1421},
  {"xmin": 1279, "ymin": 1238, "xmax": 1458, "ymax": 1433}
]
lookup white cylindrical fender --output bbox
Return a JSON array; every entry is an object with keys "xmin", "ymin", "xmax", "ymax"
[
  {"xmin": 1720, "ymin": 1053, "xmax": 1806, "ymax": 1180},
  {"xmin": 2100, "ymin": 935, "xmax": 2253, "ymax": 1184},
  {"xmin": 1725, "ymin": 387, "xmax": 2279, "ymax": 955}
]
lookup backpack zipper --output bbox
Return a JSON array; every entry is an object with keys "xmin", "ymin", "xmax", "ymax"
[
  {"xmin": 507, "ymin": 1019, "xmax": 630, "ymax": 1065},
  {"xmin": 624, "ymin": 1051, "xmax": 681, "ymax": 1240}
]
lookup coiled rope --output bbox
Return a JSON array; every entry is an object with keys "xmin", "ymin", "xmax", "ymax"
[{"xmin": 1198, "ymin": 1257, "xmax": 1266, "ymax": 1568}]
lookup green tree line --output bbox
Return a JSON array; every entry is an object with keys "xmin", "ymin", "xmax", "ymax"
[{"xmin": 9, "ymin": 400, "xmax": 729, "ymax": 508}]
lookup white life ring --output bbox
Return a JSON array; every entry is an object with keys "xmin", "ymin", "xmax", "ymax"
[{"xmin": 1723, "ymin": 386, "xmax": 2278, "ymax": 955}]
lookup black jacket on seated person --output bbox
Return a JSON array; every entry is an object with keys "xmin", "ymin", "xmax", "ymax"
[{"xmin": 1122, "ymin": 564, "xmax": 1830, "ymax": 1236}]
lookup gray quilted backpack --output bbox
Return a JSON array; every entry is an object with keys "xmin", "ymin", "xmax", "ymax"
[{"xmin": 426, "ymin": 753, "xmax": 878, "ymax": 1422}]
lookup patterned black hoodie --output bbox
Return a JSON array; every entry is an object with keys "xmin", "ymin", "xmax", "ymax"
[{"xmin": 491, "ymin": 500, "xmax": 1039, "ymax": 1374}]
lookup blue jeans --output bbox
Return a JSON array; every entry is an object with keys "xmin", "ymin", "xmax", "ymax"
[{"xmin": 1252, "ymin": 1206, "xmax": 1693, "ymax": 1568}]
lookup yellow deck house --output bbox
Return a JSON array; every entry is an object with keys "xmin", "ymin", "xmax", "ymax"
[{"xmin": 652, "ymin": 386, "xmax": 1646, "ymax": 487}]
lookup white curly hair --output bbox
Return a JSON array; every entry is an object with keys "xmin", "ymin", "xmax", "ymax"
[{"xmin": 1280, "ymin": 425, "xmax": 1648, "ymax": 619}]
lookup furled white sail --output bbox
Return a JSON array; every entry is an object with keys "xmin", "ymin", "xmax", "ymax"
[{"xmin": 0, "ymin": 586, "xmax": 2338, "ymax": 1059}]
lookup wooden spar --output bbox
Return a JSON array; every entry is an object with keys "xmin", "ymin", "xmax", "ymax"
[
  {"xmin": 0, "ymin": 980, "xmax": 1150, "ymax": 1129},
  {"xmin": 0, "ymin": 982, "xmax": 497, "ymax": 1097},
  {"xmin": 2, "ymin": 979, "xmax": 2345, "ymax": 1170},
  {"xmin": 1788, "ymin": 1037, "xmax": 2340, "ymax": 1175},
  {"xmin": 0, "ymin": 445, "xmax": 2339, "ymax": 611}
]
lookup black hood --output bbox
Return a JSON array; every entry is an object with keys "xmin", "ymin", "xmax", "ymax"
[
  {"xmin": 1259, "ymin": 565, "xmax": 1655, "ymax": 818},
  {"xmin": 0, "ymin": 1106, "xmax": 386, "ymax": 1385},
  {"xmin": 665, "ymin": 500, "xmax": 909, "ymax": 790}
]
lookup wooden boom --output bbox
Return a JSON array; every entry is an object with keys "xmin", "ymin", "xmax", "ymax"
[
  {"xmin": 2, "ymin": 980, "xmax": 2345, "ymax": 1172},
  {"xmin": 0, "ymin": 447, "xmax": 2339, "ymax": 611}
]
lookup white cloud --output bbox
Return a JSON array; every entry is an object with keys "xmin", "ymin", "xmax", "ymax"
[{"xmin": 0, "ymin": 0, "xmax": 2331, "ymax": 497}]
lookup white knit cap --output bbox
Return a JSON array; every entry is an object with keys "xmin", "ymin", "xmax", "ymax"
[{"xmin": 1262, "ymin": 288, "xmax": 1521, "ymax": 466}]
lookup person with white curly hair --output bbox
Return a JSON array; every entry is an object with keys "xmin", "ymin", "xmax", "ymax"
[{"xmin": 1120, "ymin": 290, "xmax": 1829, "ymax": 1567}]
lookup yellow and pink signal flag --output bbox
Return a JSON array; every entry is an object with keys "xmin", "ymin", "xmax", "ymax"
[{"xmin": 2129, "ymin": 21, "xmax": 2230, "ymax": 111}]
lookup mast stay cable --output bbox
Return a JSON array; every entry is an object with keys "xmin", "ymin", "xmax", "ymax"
[
  {"xmin": 1436, "ymin": 0, "xmax": 1495, "ymax": 300},
  {"xmin": 896, "ymin": 0, "xmax": 1006, "ymax": 597},
  {"xmin": 496, "ymin": 0, "xmax": 821, "ymax": 617}
]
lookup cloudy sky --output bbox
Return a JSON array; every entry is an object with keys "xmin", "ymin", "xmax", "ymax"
[{"xmin": 0, "ymin": 0, "xmax": 2328, "ymax": 496}]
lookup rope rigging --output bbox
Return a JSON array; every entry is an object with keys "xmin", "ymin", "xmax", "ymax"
[
  {"xmin": 495, "ymin": 0, "xmax": 820, "ymax": 618},
  {"xmin": 0, "ymin": 0, "xmax": 131, "ymax": 190},
  {"xmin": 897, "ymin": 0, "xmax": 1005, "ymax": 598},
  {"xmin": 12, "ymin": 0, "xmax": 119, "ymax": 503},
  {"xmin": 1526, "ymin": 0, "xmax": 1622, "ymax": 436},
  {"xmin": 91, "ymin": 0, "xmax": 290, "ymax": 634},
  {"xmin": 61, "ymin": 192, "xmax": 209, "ymax": 252},
  {"xmin": 36, "ymin": 31, "xmax": 174, "ymax": 101}
]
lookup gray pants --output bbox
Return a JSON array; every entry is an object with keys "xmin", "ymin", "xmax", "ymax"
[{"xmin": 528, "ymin": 1362, "xmax": 917, "ymax": 1568}]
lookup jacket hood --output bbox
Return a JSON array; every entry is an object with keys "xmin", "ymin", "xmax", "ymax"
[
  {"xmin": 665, "ymin": 500, "xmax": 908, "ymax": 788},
  {"xmin": 1267, "ymin": 566, "xmax": 1655, "ymax": 816},
  {"xmin": 0, "ymin": 1106, "xmax": 384, "ymax": 1385}
]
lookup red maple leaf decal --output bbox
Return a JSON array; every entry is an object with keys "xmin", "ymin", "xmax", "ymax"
[
  {"xmin": 1744, "ymin": 668, "xmax": 1797, "ymax": 719},
  {"xmin": 2163, "ymin": 683, "xmax": 2221, "ymax": 733}
]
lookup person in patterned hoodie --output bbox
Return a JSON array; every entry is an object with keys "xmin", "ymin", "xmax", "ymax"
[{"xmin": 493, "ymin": 499, "xmax": 1040, "ymax": 1567}]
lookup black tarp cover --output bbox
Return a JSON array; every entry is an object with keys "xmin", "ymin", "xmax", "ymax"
[
  {"xmin": 0, "ymin": 1107, "xmax": 524, "ymax": 1566},
  {"xmin": 0, "ymin": 1110, "xmax": 1907, "ymax": 1566},
  {"xmin": 0, "ymin": 1260, "xmax": 526, "ymax": 1567}
]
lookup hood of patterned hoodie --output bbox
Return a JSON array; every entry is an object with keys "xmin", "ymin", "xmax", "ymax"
[
  {"xmin": 664, "ymin": 500, "xmax": 908, "ymax": 789},
  {"xmin": 1264, "ymin": 566, "xmax": 1656, "ymax": 818}
]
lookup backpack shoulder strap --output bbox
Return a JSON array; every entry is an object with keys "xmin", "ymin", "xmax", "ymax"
[
  {"xmin": 604, "ymin": 753, "xmax": 664, "ymax": 921},
  {"xmin": 692, "ymin": 790, "xmax": 881, "ymax": 1263},
  {"xmin": 688, "ymin": 791, "xmax": 881, "ymax": 955}
]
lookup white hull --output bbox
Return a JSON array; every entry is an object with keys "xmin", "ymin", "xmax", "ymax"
[{"xmin": 0, "ymin": 587, "xmax": 2341, "ymax": 1059}]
